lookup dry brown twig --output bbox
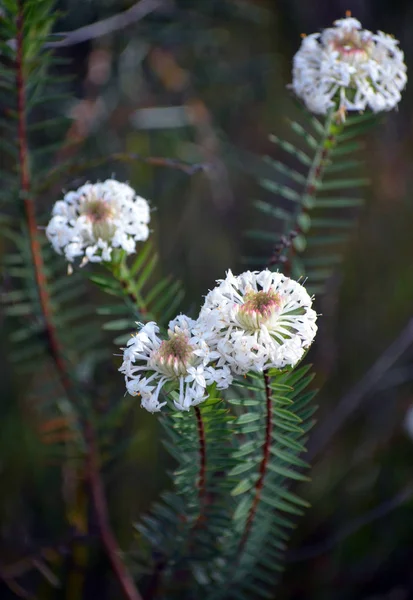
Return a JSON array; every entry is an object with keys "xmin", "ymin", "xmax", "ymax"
[
  {"xmin": 308, "ymin": 317, "xmax": 413, "ymax": 461},
  {"xmin": 47, "ymin": 0, "xmax": 173, "ymax": 47}
]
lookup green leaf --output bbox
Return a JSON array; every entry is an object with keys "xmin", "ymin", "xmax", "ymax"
[
  {"xmin": 229, "ymin": 459, "xmax": 259, "ymax": 477},
  {"xmin": 129, "ymin": 241, "xmax": 154, "ymax": 276},
  {"xmin": 273, "ymin": 407, "xmax": 302, "ymax": 423},
  {"xmin": 289, "ymin": 120, "xmax": 319, "ymax": 150},
  {"xmin": 89, "ymin": 274, "xmax": 122, "ymax": 292},
  {"xmin": 229, "ymin": 398, "xmax": 261, "ymax": 407},
  {"xmin": 232, "ymin": 440, "xmax": 261, "ymax": 458},
  {"xmin": 269, "ymin": 134, "xmax": 312, "ymax": 166},
  {"xmin": 102, "ymin": 318, "xmax": 134, "ymax": 331},
  {"xmin": 233, "ymin": 495, "xmax": 252, "ymax": 521},
  {"xmin": 260, "ymin": 179, "xmax": 300, "ymax": 202},
  {"xmin": 260, "ymin": 493, "xmax": 304, "ymax": 516},
  {"xmin": 331, "ymin": 140, "xmax": 365, "ymax": 156},
  {"xmin": 236, "ymin": 413, "xmax": 262, "ymax": 425},
  {"xmin": 263, "ymin": 156, "xmax": 306, "ymax": 184},
  {"xmin": 318, "ymin": 177, "xmax": 370, "ymax": 191},
  {"xmin": 269, "ymin": 446, "xmax": 309, "ymax": 468},
  {"xmin": 231, "ymin": 475, "xmax": 259, "ymax": 496},
  {"xmin": 314, "ymin": 196, "xmax": 364, "ymax": 208},
  {"xmin": 267, "ymin": 462, "xmax": 310, "ymax": 482},
  {"xmin": 268, "ymin": 484, "xmax": 311, "ymax": 508}
]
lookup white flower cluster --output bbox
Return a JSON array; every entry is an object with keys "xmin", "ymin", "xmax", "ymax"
[
  {"xmin": 119, "ymin": 316, "xmax": 233, "ymax": 413},
  {"xmin": 291, "ymin": 16, "xmax": 407, "ymax": 115},
  {"xmin": 196, "ymin": 270, "xmax": 317, "ymax": 374},
  {"xmin": 46, "ymin": 179, "xmax": 150, "ymax": 264},
  {"xmin": 120, "ymin": 270, "xmax": 318, "ymax": 413}
]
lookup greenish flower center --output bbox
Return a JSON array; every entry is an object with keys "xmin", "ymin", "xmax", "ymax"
[
  {"xmin": 153, "ymin": 333, "xmax": 194, "ymax": 378},
  {"xmin": 80, "ymin": 198, "xmax": 116, "ymax": 241},
  {"xmin": 237, "ymin": 288, "xmax": 282, "ymax": 332},
  {"xmin": 243, "ymin": 289, "xmax": 281, "ymax": 317},
  {"xmin": 159, "ymin": 333, "xmax": 192, "ymax": 363}
]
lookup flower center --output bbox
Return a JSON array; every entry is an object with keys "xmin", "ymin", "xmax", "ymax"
[
  {"xmin": 151, "ymin": 333, "xmax": 194, "ymax": 378},
  {"xmin": 330, "ymin": 30, "xmax": 372, "ymax": 61},
  {"xmin": 80, "ymin": 198, "xmax": 116, "ymax": 241},
  {"xmin": 237, "ymin": 288, "xmax": 282, "ymax": 332},
  {"xmin": 83, "ymin": 199, "xmax": 113, "ymax": 222}
]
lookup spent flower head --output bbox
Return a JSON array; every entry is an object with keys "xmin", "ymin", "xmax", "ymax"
[
  {"xmin": 46, "ymin": 179, "xmax": 150, "ymax": 264},
  {"xmin": 196, "ymin": 270, "xmax": 318, "ymax": 374},
  {"xmin": 291, "ymin": 15, "xmax": 407, "ymax": 116},
  {"xmin": 119, "ymin": 315, "xmax": 233, "ymax": 413}
]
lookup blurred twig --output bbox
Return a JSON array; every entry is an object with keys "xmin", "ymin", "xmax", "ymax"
[
  {"xmin": 0, "ymin": 535, "xmax": 91, "ymax": 579},
  {"xmin": 47, "ymin": 0, "xmax": 172, "ymax": 47},
  {"xmin": 308, "ymin": 317, "xmax": 413, "ymax": 461},
  {"xmin": 37, "ymin": 153, "xmax": 205, "ymax": 194},
  {"xmin": 0, "ymin": 533, "xmax": 93, "ymax": 598},
  {"xmin": 288, "ymin": 483, "xmax": 413, "ymax": 562},
  {"xmin": 85, "ymin": 420, "xmax": 143, "ymax": 600},
  {"xmin": 147, "ymin": 47, "xmax": 234, "ymax": 210}
]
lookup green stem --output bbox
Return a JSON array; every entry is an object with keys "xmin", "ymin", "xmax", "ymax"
[
  {"xmin": 270, "ymin": 110, "xmax": 343, "ymax": 272},
  {"xmin": 106, "ymin": 253, "xmax": 148, "ymax": 317},
  {"xmin": 118, "ymin": 265, "xmax": 148, "ymax": 316},
  {"xmin": 300, "ymin": 110, "xmax": 339, "ymax": 211}
]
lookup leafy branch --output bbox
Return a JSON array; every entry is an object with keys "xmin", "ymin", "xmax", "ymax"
[
  {"xmin": 249, "ymin": 108, "xmax": 376, "ymax": 294},
  {"xmin": 271, "ymin": 110, "xmax": 340, "ymax": 273},
  {"xmin": 194, "ymin": 406, "xmax": 207, "ymax": 517},
  {"xmin": 15, "ymin": 0, "xmax": 71, "ymax": 393},
  {"xmin": 236, "ymin": 370, "xmax": 273, "ymax": 560}
]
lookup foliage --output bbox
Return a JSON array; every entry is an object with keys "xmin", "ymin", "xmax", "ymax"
[
  {"xmin": 0, "ymin": 2, "xmax": 408, "ymax": 600},
  {"xmin": 247, "ymin": 107, "xmax": 377, "ymax": 295}
]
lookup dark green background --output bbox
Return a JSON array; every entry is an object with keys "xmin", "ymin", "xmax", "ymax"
[{"xmin": 2, "ymin": 1, "xmax": 413, "ymax": 598}]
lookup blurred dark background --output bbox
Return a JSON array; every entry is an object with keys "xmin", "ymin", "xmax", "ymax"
[{"xmin": 3, "ymin": 0, "xmax": 413, "ymax": 598}]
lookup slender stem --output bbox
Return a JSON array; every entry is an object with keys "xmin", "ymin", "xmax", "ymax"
[
  {"xmin": 237, "ymin": 371, "xmax": 273, "ymax": 558},
  {"xmin": 16, "ymin": 0, "xmax": 71, "ymax": 393},
  {"xmin": 47, "ymin": 0, "xmax": 168, "ymax": 47},
  {"xmin": 37, "ymin": 152, "xmax": 205, "ymax": 194},
  {"xmin": 118, "ymin": 271, "xmax": 148, "ymax": 316},
  {"xmin": 16, "ymin": 9, "xmax": 141, "ymax": 600},
  {"xmin": 0, "ymin": 534, "xmax": 92, "ymax": 580},
  {"xmin": 105, "ymin": 255, "xmax": 149, "ymax": 316},
  {"xmin": 194, "ymin": 406, "xmax": 207, "ymax": 511},
  {"xmin": 269, "ymin": 111, "xmax": 340, "ymax": 272},
  {"xmin": 85, "ymin": 421, "xmax": 143, "ymax": 600}
]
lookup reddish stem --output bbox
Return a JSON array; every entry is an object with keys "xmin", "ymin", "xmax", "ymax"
[
  {"xmin": 237, "ymin": 371, "xmax": 273, "ymax": 557},
  {"xmin": 16, "ymin": 0, "xmax": 70, "ymax": 392},
  {"xmin": 268, "ymin": 114, "xmax": 338, "ymax": 273},
  {"xmin": 194, "ymin": 406, "xmax": 207, "ymax": 508},
  {"xmin": 85, "ymin": 421, "xmax": 143, "ymax": 600},
  {"xmin": 119, "ymin": 276, "xmax": 147, "ymax": 316},
  {"xmin": 282, "ymin": 139, "xmax": 335, "ymax": 276},
  {"xmin": 16, "ymin": 9, "xmax": 141, "ymax": 599}
]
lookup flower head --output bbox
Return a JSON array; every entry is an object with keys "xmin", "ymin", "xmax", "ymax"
[
  {"xmin": 46, "ymin": 179, "xmax": 150, "ymax": 264},
  {"xmin": 196, "ymin": 270, "xmax": 317, "ymax": 374},
  {"xmin": 120, "ymin": 315, "xmax": 233, "ymax": 413},
  {"xmin": 291, "ymin": 16, "xmax": 407, "ymax": 115}
]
